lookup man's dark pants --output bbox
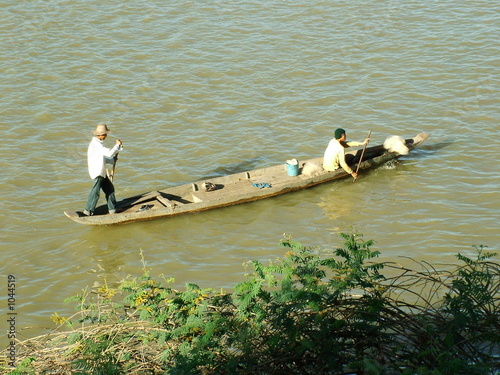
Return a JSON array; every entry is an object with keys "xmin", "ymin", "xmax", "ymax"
[{"xmin": 85, "ymin": 176, "xmax": 116, "ymax": 214}]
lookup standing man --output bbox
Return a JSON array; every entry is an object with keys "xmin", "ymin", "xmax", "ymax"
[
  {"xmin": 82, "ymin": 124, "xmax": 123, "ymax": 216},
  {"xmin": 323, "ymin": 128, "xmax": 368, "ymax": 178}
]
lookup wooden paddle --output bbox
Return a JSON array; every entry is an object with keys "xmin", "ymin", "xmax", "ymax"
[
  {"xmin": 109, "ymin": 155, "xmax": 118, "ymax": 182},
  {"xmin": 353, "ymin": 130, "xmax": 372, "ymax": 182},
  {"xmin": 107, "ymin": 139, "xmax": 121, "ymax": 182}
]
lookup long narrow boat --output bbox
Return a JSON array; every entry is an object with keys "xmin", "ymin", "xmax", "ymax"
[{"xmin": 64, "ymin": 133, "xmax": 429, "ymax": 225}]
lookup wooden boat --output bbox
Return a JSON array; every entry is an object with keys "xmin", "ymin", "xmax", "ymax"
[{"xmin": 64, "ymin": 132, "xmax": 429, "ymax": 225}]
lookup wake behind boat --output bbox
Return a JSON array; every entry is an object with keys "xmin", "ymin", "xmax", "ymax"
[{"xmin": 64, "ymin": 132, "xmax": 429, "ymax": 226}]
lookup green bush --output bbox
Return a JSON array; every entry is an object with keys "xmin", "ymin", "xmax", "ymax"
[{"xmin": 5, "ymin": 233, "xmax": 499, "ymax": 375}]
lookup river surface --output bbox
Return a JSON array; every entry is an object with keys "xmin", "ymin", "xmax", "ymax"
[{"xmin": 0, "ymin": 0, "xmax": 498, "ymax": 348}]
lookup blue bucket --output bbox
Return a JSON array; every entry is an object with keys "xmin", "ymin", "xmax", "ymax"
[{"xmin": 286, "ymin": 159, "xmax": 299, "ymax": 176}]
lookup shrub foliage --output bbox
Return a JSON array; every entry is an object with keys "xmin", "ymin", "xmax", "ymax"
[{"xmin": 4, "ymin": 233, "xmax": 499, "ymax": 374}]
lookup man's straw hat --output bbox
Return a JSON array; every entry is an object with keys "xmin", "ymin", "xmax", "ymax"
[{"xmin": 92, "ymin": 124, "xmax": 111, "ymax": 136}]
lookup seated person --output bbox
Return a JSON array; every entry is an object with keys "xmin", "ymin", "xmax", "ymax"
[{"xmin": 323, "ymin": 128, "xmax": 368, "ymax": 178}]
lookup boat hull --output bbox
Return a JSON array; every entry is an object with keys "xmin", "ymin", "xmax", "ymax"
[{"xmin": 64, "ymin": 133, "xmax": 429, "ymax": 225}]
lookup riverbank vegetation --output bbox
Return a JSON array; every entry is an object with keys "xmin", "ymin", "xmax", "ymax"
[{"xmin": 4, "ymin": 232, "xmax": 499, "ymax": 374}]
